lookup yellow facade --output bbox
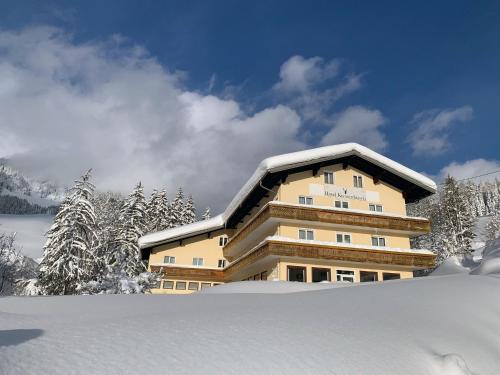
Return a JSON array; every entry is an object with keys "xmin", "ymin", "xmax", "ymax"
[{"xmin": 146, "ymin": 161, "xmax": 435, "ymax": 294}]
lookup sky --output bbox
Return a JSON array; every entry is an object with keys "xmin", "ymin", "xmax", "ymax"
[{"xmin": 0, "ymin": 0, "xmax": 499, "ymax": 213}]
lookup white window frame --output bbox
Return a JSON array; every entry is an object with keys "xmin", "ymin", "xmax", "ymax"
[
  {"xmin": 163, "ymin": 256, "xmax": 176, "ymax": 264},
  {"xmin": 334, "ymin": 200, "xmax": 349, "ymax": 209},
  {"xmin": 324, "ymin": 171, "xmax": 335, "ymax": 185},
  {"xmin": 371, "ymin": 236, "xmax": 386, "ymax": 247},
  {"xmin": 298, "ymin": 196, "xmax": 314, "ymax": 205},
  {"xmin": 192, "ymin": 257, "xmax": 204, "ymax": 266},
  {"xmin": 369, "ymin": 204, "xmax": 383, "ymax": 212},
  {"xmin": 353, "ymin": 175, "xmax": 363, "ymax": 188},
  {"xmin": 219, "ymin": 236, "xmax": 228, "ymax": 246},
  {"xmin": 298, "ymin": 228, "xmax": 314, "ymax": 241},
  {"xmin": 217, "ymin": 259, "xmax": 226, "ymax": 268},
  {"xmin": 336, "ymin": 270, "xmax": 355, "ymax": 283},
  {"xmin": 336, "ymin": 233, "xmax": 352, "ymax": 244},
  {"xmin": 162, "ymin": 280, "xmax": 174, "ymax": 289}
]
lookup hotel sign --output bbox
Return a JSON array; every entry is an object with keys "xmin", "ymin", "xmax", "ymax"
[{"xmin": 309, "ymin": 184, "xmax": 380, "ymax": 202}]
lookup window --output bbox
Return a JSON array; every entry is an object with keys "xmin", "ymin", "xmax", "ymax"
[
  {"xmin": 162, "ymin": 280, "xmax": 174, "ymax": 289},
  {"xmin": 299, "ymin": 196, "xmax": 313, "ymax": 205},
  {"xmin": 260, "ymin": 271, "xmax": 267, "ymax": 280},
  {"xmin": 201, "ymin": 282, "xmax": 211, "ymax": 289},
  {"xmin": 383, "ymin": 272, "xmax": 400, "ymax": 281},
  {"xmin": 360, "ymin": 271, "xmax": 378, "ymax": 282},
  {"xmin": 369, "ymin": 204, "xmax": 383, "ymax": 212},
  {"xmin": 334, "ymin": 200, "xmax": 349, "ymax": 209},
  {"xmin": 218, "ymin": 259, "xmax": 226, "ymax": 268},
  {"xmin": 253, "ymin": 274, "xmax": 261, "ymax": 280},
  {"xmin": 150, "ymin": 279, "xmax": 161, "ymax": 288},
  {"xmin": 163, "ymin": 256, "xmax": 176, "ymax": 264},
  {"xmin": 219, "ymin": 236, "xmax": 228, "ymax": 246},
  {"xmin": 353, "ymin": 175, "xmax": 363, "ymax": 188},
  {"xmin": 371, "ymin": 237, "xmax": 386, "ymax": 247},
  {"xmin": 175, "ymin": 281, "xmax": 187, "ymax": 290},
  {"xmin": 324, "ymin": 171, "xmax": 334, "ymax": 184},
  {"xmin": 188, "ymin": 282, "xmax": 199, "ymax": 291},
  {"xmin": 336, "ymin": 270, "xmax": 355, "ymax": 283},
  {"xmin": 299, "ymin": 229, "xmax": 314, "ymax": 240},
  {"xmin": 212, "ymin": 283, "xmax": 222, "ymax": 286},
  {"xmin": 312, "ymin": 268, "xmax": 331, "ymax": 282},
  {"xmin": 336, "ymin": 233, "xmax": 351, "ymax": 244},
  {"xmin": 288, "ymin": 266, "xmax": 306, "ymax": 282},
  {"xmin": 192, "ymin": 257, "xmax": 204, "ymax": 266}
]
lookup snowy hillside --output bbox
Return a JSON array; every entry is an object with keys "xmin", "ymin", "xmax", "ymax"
[
  {"xmin": 0, "ymin": 163, "xmax": 63, "ymax": 213},
  {"xmin": 1, "ymin": 271, "xmax": 500, "ymax": 374}
]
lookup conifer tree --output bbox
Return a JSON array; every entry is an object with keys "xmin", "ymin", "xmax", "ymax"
[
  {"xmin": 146, "ymin": 189, "xmax": 169, "ymax": 232},
  {"xmin": 112, "ymin": 182, "xmax": 147, "ymax": 277},
  {"xmin": 485, "ymin": 212, "xmax": 500, "ymax": 244},
  {"xmin": 182, "ymin": 195, "xmax": 197, "ymax": 225},
  {"xmin": 169, "ymin": 188, "xmax": 185, "ymax": 227},
  {"xmin": 38, "ymin": 170, "xmax": 100, "ymax": 295},
  {"xmin": 202, "ymin": 207, "xmax": 211, "ymax": 220}
]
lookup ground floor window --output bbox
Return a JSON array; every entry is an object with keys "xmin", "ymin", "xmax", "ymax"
[
  {"xmin": 336, "ymin": 269, "xmax": 355, "ymax": 282},
  {"xmin": 261, "ymin": 271, "xmax": 267, "ymax": 280},
  {"xmin": 253, "ymin": 273, "xmax": 261, "ymax": 280},
  {"xmin": 163, "ymin": 256, "xmax": 176, "ymax": 264},
  {"xmin": 312, "ymin": 268, "xmax": 330, "ymax": 282},
  {"xmin": 360, "ymin": 271, "xmax": 378, "ymax": 282},
  {"xmin": 383, "ymin": 272, "xmax": 400, "ymax": 281},
  {"xmin": 288, "ymin": 266, "xmax": 306, "ymax": 282},
  {"xmin": 162, "ymin": 280, "xmax": 174, "ymax": 289},
  {"xmin": 188, "ymin": 282, "xmax": 199, "ymax": 291},
  {"xmin": 201, "ymin": 283, "xmax": 211, "ymax": 289},
  {"xmin": 175, "ymin": 281, "xmax": 187, "ymax": 290}
]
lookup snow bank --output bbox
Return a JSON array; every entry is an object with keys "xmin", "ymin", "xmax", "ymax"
[
  {"xmin": 199, "ymin": 280, "xmax": 347, "ymax": 294},
  {"xmin": 1, "ymin": 273, "xmax": 500, "ymax": 374}
]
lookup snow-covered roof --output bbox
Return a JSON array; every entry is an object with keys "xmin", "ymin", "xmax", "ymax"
[
  {"xmin": 139, "ymin": 215, "xmax": 224, "ymax": 249},
  {"xmin": 140, "ymin": 143, "xmax": 437, "ymax": 249}
]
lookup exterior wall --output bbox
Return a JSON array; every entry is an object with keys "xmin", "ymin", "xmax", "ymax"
[
  {"xmin": 278, "ymin": 222, "xmax": 411, "ymax": 249},
  {"xmin": 278, "ymin": 165, "xmax": 407, "ymax": 215},
  {"xmin": 149, "ymin": 229, "xmax": 229, "ymax": 268},
  {"xmin": 277, "ymin": 259, "xmax": 413, "ymax": 283},
  {"xmin": 148, "ymin": 229, "xmax": 229, "ymax": 294}
]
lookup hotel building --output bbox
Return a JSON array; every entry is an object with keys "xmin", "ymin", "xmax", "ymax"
[{"xmin": 139, "ymin": 143, "xmax": 436, "ymax": 294}]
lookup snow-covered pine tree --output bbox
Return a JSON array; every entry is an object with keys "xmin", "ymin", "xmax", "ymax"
[
  {"xmin": 182, "ymin": 195, "xmax": 196, "ymax": 225},
  {"xmin": 485, "ymin": 211, "xmax": 500, "ymax": 244},
  {"xmin": 146, "ymin": 189, "xmax": 170, "ymax": 232},
  {"xmin": 38, "ymin": 170, "xmax": 100, "ymax": 295},
  {"xmin": 92, "ymin": 191, "xmax": 124, "ymax": 260},
  {"xmin": 111, "ymin": 182, "xmax": 148, "ymax": 277},
  {"xmin": 169, "ymin": 188, "xmax": 185, "ymax": 227},
  {"xmin": 437, "ymin": 176, "xmax": 476, "ymax": 261},
  {"xmin": 202, "ymin": 207, "xmax": 211, "ymax": 220}
]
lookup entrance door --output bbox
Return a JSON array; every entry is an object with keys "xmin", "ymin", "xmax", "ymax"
[
  {"xmin": 288, "ymin": 266, "xmax": 306, "ymax": 282},
  {"xmin": 312, "ymin": 268, "xmax": 331, "ymax": 282},
  {"xmin": 360, "ymin": 271, "xmax": 378, "ymax": 282}
]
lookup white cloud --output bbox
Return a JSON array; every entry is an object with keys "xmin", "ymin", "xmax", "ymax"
[
  {"xmin": 0, "ymin": 26, "xmax": 306, "ymax": 213},
  {"xmin": 407, "ymin": 106, "xmax": 473, "ymax": 156},
  {"xmin": 320, "ymin": 106, "xmax": 388, "ymax": 151},
  {"xmin": 438, "ymin": 159, "xmax": 500, "ymax": 183},
  {"xmin": 273, "ymin": 55, "xmax": 340, "ymax": 93}
]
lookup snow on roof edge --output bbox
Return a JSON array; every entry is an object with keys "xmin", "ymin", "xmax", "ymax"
[
  {"xmin": 139, "ymin": 214, "xmax": 225, "ymax": 249},
  {"xmin": 140, "ymin": 143, "xmax": 437, "ymax": 248}
]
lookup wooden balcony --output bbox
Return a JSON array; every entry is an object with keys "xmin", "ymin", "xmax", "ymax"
[
  {"xmin": 150, "ymin": 265, "xmax": 225, "ymax": 282},
  {"xmin": 225, "ymin": 239, "xmax": 435, "ymax": 278},
  {"xmin": 224, "ymin": 202, "xmax": 430, "ymax": 258}
]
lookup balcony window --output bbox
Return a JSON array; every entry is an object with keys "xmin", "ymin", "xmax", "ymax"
[
  {"xmin": 312, "ymin": 268, "xmax": 331, "ymax": 282},
  {"xmin": 219, "ymin": 236, "xmax": 228, "ymax": 246},
  {"xmin": 371, "ymin": 236, "xmax": 386, "ymax": 247},
  {"xmin": 369, "ymin": 204, "xmax": 383, "ymax": 212},
  {"xmin": 324, "ymin": 171, "xmax": 334, "ymax": 184},
  {"xmin": 299, "ymin": 229, "xmax": 314, "ymax": 240},
  {"xmin": 336, "ymin": 233, "xmax": 351, "ymax": 244},
  {"xmin": 162, "ymin": 280, "xmax": 174, "ymax": 289},
  {"xmin": 288, "ymin": 266, "xmax": 306, "ymax": 282},
  {"xmin": 163, "ymin": 256, "xmax": 175, "ymax": 264},
  {"xmin": 335, "ymin": 200, "xmax": 349, "ymax": 209},
  {"xmin": 218, "ymin": 259, "xmax": 226, "ymax": 268},
  {"xmin": 353, "ymin": 175, "xmax": 363, "ymax": 188},
  {"xmin": 299, "ymin": 196, "xmax": 313, "ymax": 205},
  {"xmin": 192, "ymin": 257, "xmax": 204, "ymax": 266},
  {"xmin": 336, "ymin": 270, "xmax": 355, "ymax": 282}
]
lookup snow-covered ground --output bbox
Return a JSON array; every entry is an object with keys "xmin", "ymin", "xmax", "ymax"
[
  {"xmin": 0, "ymin": 214, "xmax": 53, "ymax": 260},
  {"xmin": 1, "ymin": 270, "xmax": 500, "ymax": 374}
]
